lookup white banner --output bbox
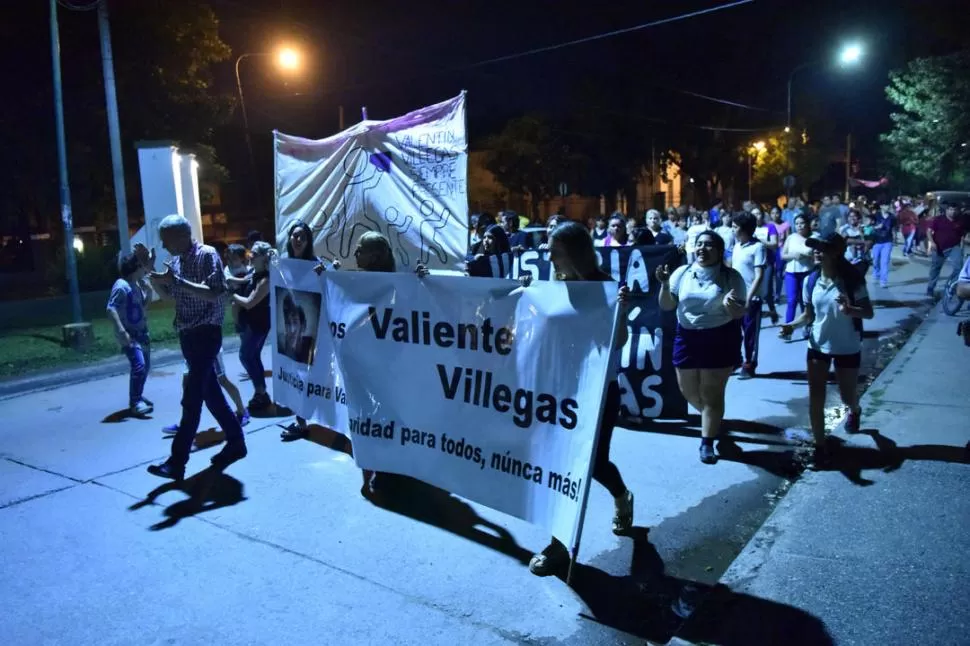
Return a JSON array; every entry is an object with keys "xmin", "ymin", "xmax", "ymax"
[
  {"xmin": 269, "ymin": 259, "xmax": 347, "ymax": 428},
  {"xmin": 323, "ymin": 271, "xmax": 618, "ymax": 546},
  {"xmin": 274, "ymin": 93, "xmax": 469, "ymax": 272}
]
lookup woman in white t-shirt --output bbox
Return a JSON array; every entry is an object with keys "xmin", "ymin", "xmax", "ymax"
[
  {"xmin": 780, "ymin": 231, "xmax": 874, "ymax": 466},
  {"xmin": 753, "ymin": 209, "xmax": 780, "ymax": 324},
  {"xmin": 780, "ymin": 213, "xmax": 815, "ymax": 338},
  {"xmin": 684, "ymin": 213, "xmax": 709, "ymax": 263},
  {"xmin": 658, "ymin": 230, "xmax": 747, "ymax": 464}
]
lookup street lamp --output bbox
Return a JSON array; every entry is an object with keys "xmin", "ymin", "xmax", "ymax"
[
  {"xmin": 235, "ymin": 46, "xmax": 303, "ymax": 176},
  {"xmin": 787, "ymin": 42, "xmax": 864, "ymax": 130}
]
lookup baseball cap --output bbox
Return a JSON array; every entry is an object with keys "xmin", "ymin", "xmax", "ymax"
[{"xmin": 805, "ymin": 231, "xmax": 847, "ymax": 254}]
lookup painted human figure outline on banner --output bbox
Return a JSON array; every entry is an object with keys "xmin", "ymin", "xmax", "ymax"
[{"xmin": 275, "ymin": 92, "xmax": 468, "ymax": 272}]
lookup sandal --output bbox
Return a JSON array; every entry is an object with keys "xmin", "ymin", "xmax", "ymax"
[
  {"xmin": 528, "ymin": 541, "xmax": 569, "ymax": 577},
  {"xmin": 280, "ymin": 422, "xmax": 308, "ymax": 441},
  {"xmin": 612, "ymin": 490, "xmax": 634, "ymax": 535}
]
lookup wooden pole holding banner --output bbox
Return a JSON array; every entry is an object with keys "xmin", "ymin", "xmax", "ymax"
[
  {"xmin": 566, "ymin": 296, "xmax": 625, "ymax": 586},
  {"xmin": 361, "ymin": 106, "xmax": 368, "ymax": 121},
  {"xmin": 339, "ymin": 105, "xmax": 345, "ymax": 130}
]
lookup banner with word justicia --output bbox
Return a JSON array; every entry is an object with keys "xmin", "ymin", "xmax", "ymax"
[
  {"xmin": 466, "ymin": 244, "xmax": 687, "ymax": 422},
  {"xmin": 323, "ymin": 271, "xmax": 618, "ymax": 546},
  {"xmin": 269, "ymin": 259, "xmax": 348, "ymax": 428}
]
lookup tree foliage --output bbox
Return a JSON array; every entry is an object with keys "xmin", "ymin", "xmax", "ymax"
[
  {"xmin": 750, "ymin": 130, "xmax": 828, "ymax": 198},
  {"xmin": 483, "ymin": 114, "xmax": 587, "ymax": 218},
  {"xmin": 881, "ymin": 50, "xmax": 970, "ymax": 188},
  {"xmin": 0, "ymin": 1, "xmax": 234, "ymax": 236}
]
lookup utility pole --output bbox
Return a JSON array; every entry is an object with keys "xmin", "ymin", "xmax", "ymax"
[
  {"xmin": 49, "ymin": 0, "xmax": 82, "ymax": 324},
  {"xmin": 845, "ymin": 133, "xmax": 852, "ymax": 202},
  {"xmin": 98, "ymin": 0, "xmax": 130, "ymax": 253}
]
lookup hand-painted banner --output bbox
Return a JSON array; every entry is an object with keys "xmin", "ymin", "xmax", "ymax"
[
  {"xmin": 321, "ymin": 271, "xmax": 617, "ymax": 545},
  {"xmin": 466, "ymin": 245, "xmax": 687, "ymax": 421},
  {"xmin": 274, "ymin": 93, "xmax": 468, "ymax": 272}
]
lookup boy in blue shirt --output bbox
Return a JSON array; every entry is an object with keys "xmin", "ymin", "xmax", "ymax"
[{"xmin": 106, "ymin": 252, "xmax": 153, "ymax": 416}]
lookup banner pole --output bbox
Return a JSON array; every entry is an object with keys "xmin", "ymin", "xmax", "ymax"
[{"xmin": 566, "ymin": 296, "xmax": 624, "ymax": 586}]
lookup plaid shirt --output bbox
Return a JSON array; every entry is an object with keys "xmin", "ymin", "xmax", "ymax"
[{"xmin": 169, "ymin": 242, "xmax": 227, "ymax": 332}]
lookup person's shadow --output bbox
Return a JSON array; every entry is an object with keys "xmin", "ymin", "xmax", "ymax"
[
  {"xmin": 717, "ymin": 431, "xmax": 969, "ymax": 486},
  {"xmin": 365, "ymin": 475, "xmax": 533, "ymax": 565},
  {"xmin": 129, "ymin": 466, "xmax": 247, "ymax": 530},
  {"xmin": 564, "ymin": 527, "xmax": 834, "ymax": 644}
]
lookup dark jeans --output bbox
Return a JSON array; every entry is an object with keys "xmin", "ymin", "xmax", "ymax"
[
  {"xmin": 593, "ymin": 381, "xmax": 627, "ymax": 498},
  {"xmin": 239, "ymin": 325, "xmax": 269, "ymax": 392},
  {"xmin": 763, "ymin": 265, "xmax": 778, "ymax": 312},
  {"xmin": 171, "ymin": 325, "xmax": 245, "ymax": 465},
  {"xmin": 741, "ymin": 297, "xmax": 763, "ymax": 369},
  {"xmin": 123, "ymin": 337, "xmax": 151, "ymax": 406}
]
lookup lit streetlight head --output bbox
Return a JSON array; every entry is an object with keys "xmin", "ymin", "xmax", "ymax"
[
  {"xmin": 277, "ymin": 47, "xmax": 301, "ymax": 71},
  {"xmin": 784, "ymin": 126, "xmax": 791, "ymax": 133},
  {"xmin": 753, "ymin": 140, "xmax": 766, "ymax": 151},
  {"xmin": 839, "ymin": 43, "xmax": 863, "ymax": 66}
]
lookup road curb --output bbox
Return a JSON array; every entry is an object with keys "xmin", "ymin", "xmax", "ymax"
[{"xmin": 0, "ymin": 337, "xmax": 242, "ymax": 401}]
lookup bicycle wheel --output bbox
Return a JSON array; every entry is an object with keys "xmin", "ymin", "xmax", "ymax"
[{"xmin": 942, "ymin": 277, "xmax": 965, "ymax": 316}]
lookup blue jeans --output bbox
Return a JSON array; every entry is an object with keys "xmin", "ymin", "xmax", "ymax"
[
  {"xmin": 903, "ymin": 231, "xmax": 917, "ymax": 255},
  {"xmin": 871, "ymin": 242, "xmax": 893, "ymax": 286},
  {"xmin": 785, "ymin": 271, "xmax": 809, "ymax": 323},
  {"xmin": 239, "ymin": 325, "xmax": 269, "ymax": 392},
  {"xmin": 928, "ymin": 246, "xmax": 964, "ymax": 293},
  {"xmin": 123, "ymin": 337, "xmax": 151, "ymax": 407},
  {"xmin": 171, "ymin": 325, "xmax": 245, "ymax": 465}
]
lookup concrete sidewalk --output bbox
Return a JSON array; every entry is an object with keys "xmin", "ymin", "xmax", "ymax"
[{"xmin": 681, "ymin": 301, "xmax": 970, "ymax": 645}]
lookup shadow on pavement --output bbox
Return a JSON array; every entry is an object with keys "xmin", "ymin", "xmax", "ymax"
[
  {"xmin": 715, "ymin": 439, "xmax": 802, "ymax": 479},
  {"xmin": 128, "ymin": 466, "xmax": 247, "ymax": 530},
  {"xmin": 367, "ymin": 476, "xmax": 533, "ymax": 566},
  {"xmin": 564, "ymin": 528, "xmax": 833, "ymax": 644},
  {"xmin": 817, "ymin": 432, "xmax": 969, "ymax": 486},
  {"xmin": 101, "ymin": 408, "xmax": 147, "ymax": 423}
]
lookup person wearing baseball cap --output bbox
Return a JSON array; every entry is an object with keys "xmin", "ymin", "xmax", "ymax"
[{"xmin": 780, "ymin": 231, "xmax": 874, "ymax": 467}]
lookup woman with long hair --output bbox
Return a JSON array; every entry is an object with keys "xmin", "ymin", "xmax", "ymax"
[
  {"xmin": 527, "ymin": 221, "xmax": 635, "ymax": 577},
  {"xmin": 232, "ymin": 242, "xmax": 275, "ymax": 413},
  {"xmin": 281, "ymin": 220, "xmax": 330, "ymax": 441},
  {"xmin": 657, "ymin": 230, "xmax": 746, "ymax": 464},
  {"xmin": 780, "ymin": 232, "xmax": 873, "ymax": 466},
  {"xmin": 780, "ymin": 214, "xmax": 816, "ymax": 340},
  {"xmin": 538, "ymin": 214, "xmax": 564, "ymax": 250},
  {"xmin": 472, "ymin": 224, "xmax": 511, "ymax": 258},
  {"xmin": 602, "ymin": 214, "xmax": 630, "ymax": 247},
  {"xmin": 753, "ymin": 209, "xmax": 780, "ymax": 324}
]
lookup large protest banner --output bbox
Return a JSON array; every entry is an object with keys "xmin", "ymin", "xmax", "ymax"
[
  {"xmin": 269, "ymin": 259, "xmax": 347, "ymax": 428},
  {"xmin": 274, "ymin": 93, "xmax": 468, "ymax": 272},
  {"xmin": 466, "ymin": 245, "xmax": 687, "ymax": 421},
  {"xmin": 322, "ymin": 271, "xmax": 618, "ymax": 546}
]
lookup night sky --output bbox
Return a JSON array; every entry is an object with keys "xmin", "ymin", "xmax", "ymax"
[{"xmin": 3, "ymin": 0, "xmax": 969, "ymax": 212}]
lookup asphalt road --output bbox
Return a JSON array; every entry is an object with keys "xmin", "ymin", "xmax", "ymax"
[{"xmin": 0, "ymin": 250, "xmax": 934, "ymax": 645}]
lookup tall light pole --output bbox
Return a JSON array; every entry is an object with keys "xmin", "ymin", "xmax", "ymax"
[
  {"xmin": 235, "ymin": 47, "xmax": 302, "ymax": 177},
  {"xmin": 48, "ymin": 0, "xmax": 82, "ymax": 325},
  {"xmin": 97, "ymin": 0, "xmax": 130, "ymax": 253},
  {"xmin": 786, "ymin": 42, "xmax": 864, "ymax": 194}
]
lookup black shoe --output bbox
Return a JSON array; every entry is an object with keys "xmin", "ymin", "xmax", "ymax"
[
  {"xmin": 211, "ymin": 442, "xmax": 248, "ymax": 468},
  {"xmin": 699, "ymin": 443, "xmax": 718, "ymax": 464},
  {"xmin": 768, "ymin": 310, "xmax": 780, "ymax": 325},
  {"xmin": 147, "ymin": 460, "xmax": 185, "ymax": 481},
  {"xmin": 280, "ymin": 422, "xmax": 308, "ymax": 441}
]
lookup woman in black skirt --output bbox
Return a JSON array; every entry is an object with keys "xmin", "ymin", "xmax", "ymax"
[{"xmin": 657, "ymin": 230, "xmax": 746, "ymax": 464}]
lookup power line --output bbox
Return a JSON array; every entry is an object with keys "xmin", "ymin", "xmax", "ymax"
[
  {"xmin": 56, "ymin": 0, "xmax": 101, "ymax": 11},
  {"xmin": 213, "ymin": 0, "xmax": 767, "ymax": 113},
  {"xmin": 462, "ymin": 0, "xmax": 754, "ymax": 70}
]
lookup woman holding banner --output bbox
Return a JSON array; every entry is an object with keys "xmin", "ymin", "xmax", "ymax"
[
  {"xmin": 231, "ymin": 242, "xmax": 274, "ymax": 413},
  {"xmin": 657, "ymin": 230, "xmax": 746, "ymax": 464},
  {"xmin": 469, "ymin": 224, "xmax": 511, "ymax": 260},
  {"xmin": 527, "ymin": 220, "xmax": 635, "ymax": 577},
  {"xmin": 281, "ymin": 221, "xmax": 329, "ymax": 441}
]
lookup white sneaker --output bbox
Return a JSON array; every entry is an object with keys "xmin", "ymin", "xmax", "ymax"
[{"xmin": 130, "ymin": 400, "xmax": 153, "ymax": 417}]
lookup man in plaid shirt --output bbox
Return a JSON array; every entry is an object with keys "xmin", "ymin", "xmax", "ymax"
[{"xmin": 144, "ymin": 215, "xmax": 247, "ymax": 480}]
